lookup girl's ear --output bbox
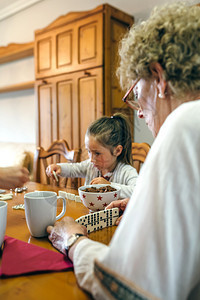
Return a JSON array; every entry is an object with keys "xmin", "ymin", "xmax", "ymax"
[
  {"xmin": 150, "ymin": 62, "xmax": 167, "ymax": 98},
  {"xmin": 113, "ymin": 145, "xmax": 123, "ymax": 157}
]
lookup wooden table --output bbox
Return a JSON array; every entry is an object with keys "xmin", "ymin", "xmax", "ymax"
[{"xmin": 0, "ymin": 182, "xmax": 116, "ymax": 300}]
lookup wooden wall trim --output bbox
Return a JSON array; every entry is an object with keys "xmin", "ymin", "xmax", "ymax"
[
  {"xmin": 0, "ymin": 81, "xmax": 34, "ymax": 94},
  {"xmin": 0, "ymin": 42, "xmax": 34, "ymax": 64},
  {"xmin": 0, "ymin": 42, "xmax": 34, "ymax": 93}
]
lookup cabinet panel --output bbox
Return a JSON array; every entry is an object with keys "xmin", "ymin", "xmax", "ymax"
[
  {"xmin": 79, "ymin": 20, "xmax": 99, "ymax": 64},
  {"xmin": 75, "ymin": 13, "xmax": 103, "ymax": 70},
  {"xmin": 79, "ymin": 77, "xmax": 96, "ymax": 151},
  {"xmin": 78, "ymin": 68, "xmax": 103, "ymax": 161},
  {"xmin": 57, "ymin": 31, "xmax": 72, "ymax": 68},
  {"xmin": 38, "ymin": 38, "xmax": 52, "ymax": 72},
  {"xmin": 37, "ymin": 84, "xmax": 53, "ymax": 149},
  {"xmin": 57, "ymin": 80, "xmax": 73, "ymax": 147}
]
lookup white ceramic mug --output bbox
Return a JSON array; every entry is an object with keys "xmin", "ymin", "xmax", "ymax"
[
  {"xmin": 24, "ymin": 191, "xmax": 66, "ymax": 238},
  {"xmin": 0, "ymin": 201, "xmax": 7, "ymax": 248}
]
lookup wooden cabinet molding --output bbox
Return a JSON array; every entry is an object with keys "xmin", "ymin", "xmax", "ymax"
[
  {"xmin": 35, "ymin": 5, "xmax": 106, "ymax": 35},
  {"xmin": 0, "ymin": 41, "xmax": 34, "ymax": 93},
  {"xmin": 35, "ymin": 4, "xmax": 133, "ymax": 35}
]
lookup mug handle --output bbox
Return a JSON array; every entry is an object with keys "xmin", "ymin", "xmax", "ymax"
[{"xmin": 56, "ymin": 196, "xmax": 66, "ymax": 220}]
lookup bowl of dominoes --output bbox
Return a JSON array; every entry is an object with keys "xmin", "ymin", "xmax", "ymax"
[{"xmin": 78, "ymin": 184, "xmax": 121, "ymax": 212}]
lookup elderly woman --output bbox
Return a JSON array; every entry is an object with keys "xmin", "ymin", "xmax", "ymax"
[{"xmin": 47, "ymin": 2, "xmax": 200, "ymax": 300}]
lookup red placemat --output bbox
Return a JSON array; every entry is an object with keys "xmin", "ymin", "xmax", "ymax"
[{"xmin": 0, "ymin": 235, "xmax": 73, "ymax": 277}]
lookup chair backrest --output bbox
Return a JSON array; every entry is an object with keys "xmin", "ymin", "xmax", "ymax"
[
  {"xmin": 132, "ymin": 142, "xmax": 151, "ymax": 174},
  {"xmin": 33, "ymin": 139, "xmax": 81, "ymax": 189}
]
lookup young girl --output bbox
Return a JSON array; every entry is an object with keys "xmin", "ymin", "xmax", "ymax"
[{"xmin": 46, "ymin": 113, "xmax": 138, "ymax": 198}]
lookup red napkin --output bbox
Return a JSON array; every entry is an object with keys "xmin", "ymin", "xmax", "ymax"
[{"xmin": 0, "ymin": 236, "xmax": 73, "ymax": 277}]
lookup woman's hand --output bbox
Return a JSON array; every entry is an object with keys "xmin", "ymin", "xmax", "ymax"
[
  {"xmin": 0, "ymin": 166, "xmax": 29, "ymax": 189},
  {"xmin": 47, "ymin": 217, "xmax": 87, "ymax": 256},
  {"xmin": 90, "ymin": 177, "xmax": 110, "ymax": 185},
  {"xmin": 46, "ymin": 164, "xmax": 61, "ymax": 180},
  {"xmin": 106, "ymin": 198, "xmax": 130, "ymax": 225}
]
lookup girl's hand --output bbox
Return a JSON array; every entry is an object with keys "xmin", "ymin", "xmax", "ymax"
[
  {"xmin": 106, "ymin": 198, "xmax": 130, "ymax": 225},
  {"xmin": 90, "ymin": 177, "xmax": 110, "ymax": 185},
  {"xmin": 46, "ymin": 164, "xmax": 61, "ymax": 179}
]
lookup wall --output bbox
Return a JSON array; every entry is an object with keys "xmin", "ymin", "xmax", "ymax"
[{"xmin": 0, "ymin": 0, "xmax": 198, "ymax": 145}]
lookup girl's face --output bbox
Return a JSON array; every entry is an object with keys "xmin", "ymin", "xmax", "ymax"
[{"xmin": 85, "ymin": 135, "xmax": 118, "ymax": 173}]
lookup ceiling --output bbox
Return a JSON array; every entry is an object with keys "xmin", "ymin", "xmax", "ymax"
[
  {"xmin": 0, "ymin": 0, "xmax": 44, "ymax": 22},
  {"xmin": 0, "ymin": 0, "xmax": 199, "ymax": 23}
]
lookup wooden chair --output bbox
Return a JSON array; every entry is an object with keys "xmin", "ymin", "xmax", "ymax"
[
  {"xmin": 132, "ymin": 142, "xmax": 151, "ymax": 174},
  {"xmin": 33, "ymin": 139, "xmax": 81, "ymax": 189}
]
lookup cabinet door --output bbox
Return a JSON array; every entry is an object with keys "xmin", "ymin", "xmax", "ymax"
[
  {"xmin": 36, "ymin": 80, "xmax": 54, "ymax": 150},
  {"xmin": 36, "ymin": 67, "xmax": 103, "ymax": 155},
  {"xmin": 36, "ymin": 75, "xmax": 75, "ymax": 149},
  {"xmin": 77, "ymin": 13, "xmax": 103, "ymax": 70},
  {"xmin": 35, "ymin": 24, "xmax": 75, "ymax": 79},
  {"xmin": 56, "ymin": 77, "xmax": 75, "ymax": 148},
  {"xmin": 77, "ymin": 67, "xmax": 103, "ymax": 161},
  {"xmin": 35, "ymin": 13, "xmax": 103, "ymax": 79}
]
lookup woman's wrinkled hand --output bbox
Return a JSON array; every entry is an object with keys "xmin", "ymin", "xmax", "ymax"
[{"xmin": 47, "ymin": 217, "xmax": 87, "ymax": 255}]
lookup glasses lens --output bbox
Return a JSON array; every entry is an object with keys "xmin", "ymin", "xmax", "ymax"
[
  {"xmin": 126, "ymin": 91, "xmax": 140, "ymax": 110},
  {"xmin": 122, "ymin": 79, "xmax": 140, "ymax": 110},
  {"xmin": 126, "ymin": 99, "xmax": 140, "ymax": 110}
]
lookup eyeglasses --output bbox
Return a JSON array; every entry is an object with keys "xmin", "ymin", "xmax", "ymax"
[{"xmin": 122, "ymin": 79, "xmax": 141, "ymax": 110}]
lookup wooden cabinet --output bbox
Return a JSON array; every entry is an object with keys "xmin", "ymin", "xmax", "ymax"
[{"xmin": 35, "ymin": 4, "xmax": 134, "ymax": 161}]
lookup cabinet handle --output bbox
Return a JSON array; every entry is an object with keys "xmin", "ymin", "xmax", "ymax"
[
  {"xmin": 84, "ymin": 71, "xmax": 91, "ymax": 76},
  {"xmin": 42, "ymin": 80, "xmax": 48, "ymax": 84}
]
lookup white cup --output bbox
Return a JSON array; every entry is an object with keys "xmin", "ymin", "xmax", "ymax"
[
  {"xmin": 0, "ymin": 201, "xmax": 7, "ymax": 248},
  {"xmin": 24, "ymin": 191, "xmax": 66, "ymax": 238}
]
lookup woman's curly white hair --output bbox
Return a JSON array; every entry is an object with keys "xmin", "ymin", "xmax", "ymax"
[{"xmin": 117, "ymin": 2, "xmax": 200, "ymax": 97}]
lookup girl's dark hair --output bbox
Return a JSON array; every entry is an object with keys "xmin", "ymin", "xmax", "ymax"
[{"xmin": 86, "ymin": 113, "xmax": 133, "ymax": 165}]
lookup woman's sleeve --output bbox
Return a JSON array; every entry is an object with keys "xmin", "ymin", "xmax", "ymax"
[{"xmin": 73, "ymin": 238, "xmax": 109, "ymax": 297}]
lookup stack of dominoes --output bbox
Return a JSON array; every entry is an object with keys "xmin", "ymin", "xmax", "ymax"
[
  {"xmin": 0, "ymin": 194, "xmax": 13, "ymax": 200},
  {"xmin": 75, "ymin": 208, "xmax": 119, "ymax": 233},
  {"xmin": 59, "ymin": 190, "xmax": 81, "ymax": 202},
  {"xmin": 59, "ymin": 190, "xmax": 119, "ymax": 233}
]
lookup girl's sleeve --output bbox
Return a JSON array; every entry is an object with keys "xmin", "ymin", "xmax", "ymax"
[
  {"xmin": 58, "ymin": 160, "xmax": 90, "ymax": 178},
  {"xmin": 112, "ymin": 164, "xmax": 138, "ymax": 199}
]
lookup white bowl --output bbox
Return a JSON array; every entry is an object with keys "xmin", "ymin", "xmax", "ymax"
[{"xmin": 78, "ymin": 184, "xmax": 121, "ymax": 212}]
